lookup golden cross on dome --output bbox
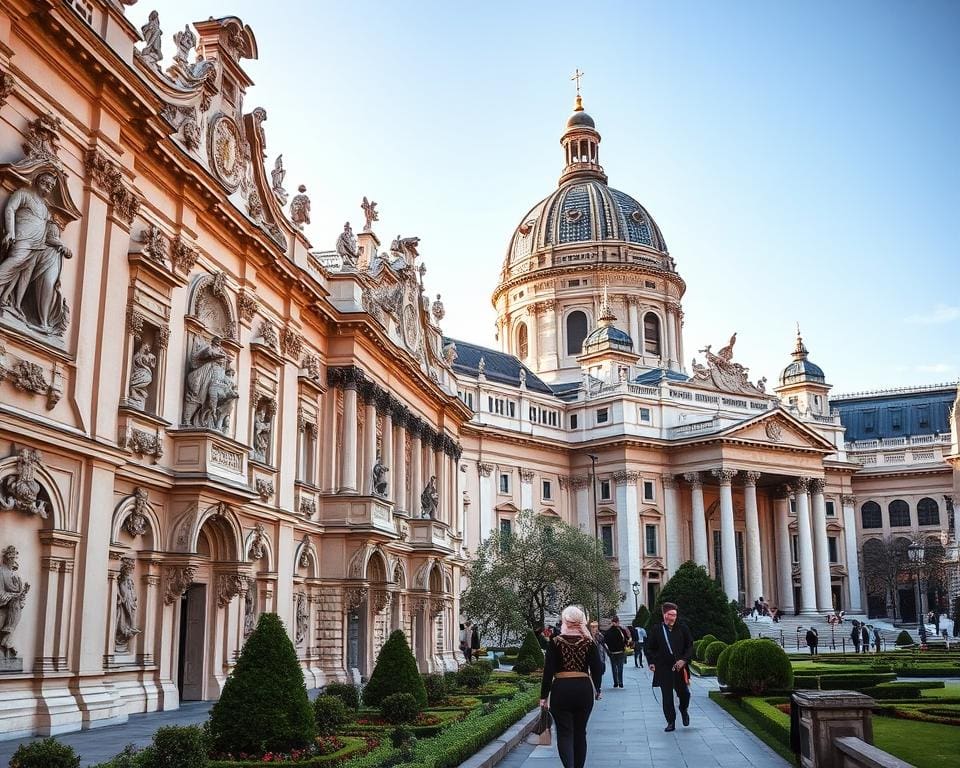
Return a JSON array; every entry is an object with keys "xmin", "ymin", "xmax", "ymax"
[{"xmin": 571, "ymin": 68, "xmax": 584, "ymax": 97}]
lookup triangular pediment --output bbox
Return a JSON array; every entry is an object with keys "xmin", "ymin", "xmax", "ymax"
[{"xmin": 719, "ymin": 409, "xmax": 835, "ymax": 452}]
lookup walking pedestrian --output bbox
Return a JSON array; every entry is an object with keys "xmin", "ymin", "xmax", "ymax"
[
  {"xmin": 872, "ymin": 625, "xmax": 882, "ymax": 653},
  {"xmin": 539, "ymin": 605, "xmax": 604, "ymax": 768},
  {"xmin": 644, "ymin": 601, "xmax": 694, "ymax": 732},
  {"xmin": 806, "ymin": 627, "xmax": 819, "ymax": 655},
  {"xmin": 634, "ymin": 623, "xmax": 647, "ymax": 666},
  {"xmin": 850, "ymin": 620, "xmax": 861, "ymax": 653},
  {"xmin": 459, "ymin": 621, "xmax": 473, "ymax": 665},
  {"xmin": 602, "ymin": 616, "xmax": 630, "ymax": 688},
  {"xmin": 860, "ymin": 622, "xmax": 869, "ymax": 654},
  {"xmin": 471, "ymin": 622, "xmax": 481, "ymax": 660},
  {"xmin": 588, "ymin": 620, "xmax": 607, "ymax": 699}
]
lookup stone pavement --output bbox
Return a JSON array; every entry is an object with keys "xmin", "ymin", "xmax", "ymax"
[{"xmin": 500, "ymin": 663, "xmax": 788, "ymax": 768}]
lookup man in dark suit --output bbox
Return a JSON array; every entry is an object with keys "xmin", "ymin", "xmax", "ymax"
[{"xmin": 644, "ymin": 602, "xmax": 694, "ymax": 732}]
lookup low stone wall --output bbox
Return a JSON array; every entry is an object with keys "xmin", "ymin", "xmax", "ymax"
[{"xmin": 834, "ymin": 736, "xmax": 913, "ymax": 768}]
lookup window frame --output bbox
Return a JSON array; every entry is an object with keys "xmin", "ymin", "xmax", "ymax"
[
  {"xmin": 599, "ymin": 479, "xmax": 612, "ymax": 501},
  {"xmin": 888, "ymin": 499, "xmax": 911, "ymax": 528},
  {"xmin": 860, "ymin": 501, "xmax": 882, "ymax": 529},
  {"xmin": 600, "ymin": 524, "xmax": 615, "ymax": 557},
  {"xmin": 498, "ymin": 472, "xmax": 511, "ymax": 495},
  {"xmin": 642, "ymin": 480, "xmax": 655, "ymax": 502},
  {"xmin": 644, "ymin": 524, "xmax": 658, "ymax": 556}
]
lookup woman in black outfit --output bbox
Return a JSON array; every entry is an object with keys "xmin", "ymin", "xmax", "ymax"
[{"xmin": 539, "ymin": 605, "xmax": 604, "ymax": 768}]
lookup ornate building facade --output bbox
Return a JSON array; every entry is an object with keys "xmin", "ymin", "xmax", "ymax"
[{"xmin": 0, "ymin": 2, "xmax": 468, "ymax": 740}]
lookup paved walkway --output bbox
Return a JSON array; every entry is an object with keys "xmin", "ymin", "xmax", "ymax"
[{"xmin": 500, "ymin": 663, "xmax": 788, "ymax": 768}]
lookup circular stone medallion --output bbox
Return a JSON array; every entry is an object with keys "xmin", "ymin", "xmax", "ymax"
[{"xmin": 208, "ymin": 114, "xmax": 244, "ymax": 192}]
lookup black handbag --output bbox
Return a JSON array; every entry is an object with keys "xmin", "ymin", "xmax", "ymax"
[{"xmin": 528, "ymin": 705, "xmax": 553, "ymax": 745}]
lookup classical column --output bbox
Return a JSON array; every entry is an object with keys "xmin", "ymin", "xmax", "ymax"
[
  {"xmin": 684, "ymin": 472, "xmax": 708, "ymax": 567},
  {"xmin": 676, "ymin": 308, "xmax": 685, "ymax": 373},
  {"xmin": 713, "ymin": 469, "xmax": 739, "ymax": 602},
  {"xmin": 773, "ymin": 488, "xmax": 795, "ymax": 615},
  {"xmin": 362, "ymin": 394, "xmax": 377, "ymax": 495},
  {"xmin": 410, "ymin": 425, "xmax": 422, "ymax": 517},
  {"xmin": 665, "ymin": 308, "xmax": 677, "ymax": 368},
  {"xmin": 662, "ymin": 475, "xmax": 681, "ymax": 577},
  {"xmin": 841, "ymin": 494, "xmax": 863, "ymax": 613},
  {"xmin": 339, "ymin": 382, "xmax": 359, "ymax": 493},
  {"xmin": 528, "ymin": 305, "xmax": 540, "ymax": 367},
  {"xmin": 393, "ymin": 412, "xmax": 407, "ymax": 513},
  {"xmin": 478, "ymin": 463, "xmax": 494, "ymax": 539},
  {"xmin": 793, "ymin": 478, "xmax": 818, "ymax": 615},
  {"xmin": 519, "ymin": 469, "xmax": 534, "ymax": 510},
  {"xmin": 743, "ymin": 471, "xmax": 764, "ymax": 605},
  {"xmin": 615, "ymin": 472, "xmax": 642, "ymax": 616},
  {"xmin": 323, "ymin": 389, "xmax": 338, "ymax": 493},
  {"xmin": 809, "ymin": 479, "xmax": 833, "ymax": 612},
  {"xmin": 381, "ymin": 404, "xmax": 394, "ymax": 503},
  {"xmin": 627, "ymin": 298, "xmax": 640, "ymax": 353}
]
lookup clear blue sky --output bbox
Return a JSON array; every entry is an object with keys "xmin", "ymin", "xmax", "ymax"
[{"xmin": 130, "ymin": 1, "xmax": 960, "ymax": 394}]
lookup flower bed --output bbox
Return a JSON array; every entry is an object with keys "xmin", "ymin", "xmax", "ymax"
[{"xmin": 207, "ymin": 736, "xmax": 378, "ymax": 767}]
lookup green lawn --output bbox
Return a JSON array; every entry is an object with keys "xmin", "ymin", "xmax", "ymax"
[
  {"xmin": 922, "ymin": 682, "xmax": 960, "ymax": 698},
  {"xmin": 874, "ymin": 716, "xmax": 960, "ymax": 768}
]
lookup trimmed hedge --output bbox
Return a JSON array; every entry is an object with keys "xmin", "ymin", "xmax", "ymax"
[
  {"xmin": 717, "ymin": 643, "xmax": 734, "ymax": 685},
  {"xmin": 708, "ymin": 692, "xmax": 794, "ymax": 764},
  {"xmin": 724, "ymin": 639, "xmax": 793, "ymax": 694},
  {"xmin": 895, "ymin": 630, "xmax": 914, "ymax": 645},
  {"xmin": 705, "ymin": 640, "xmax": 729, "ymax": 665},
  {"xmin": 324, "ymin": 682, "xmax": 360, "ymax": 711},
  {"xmin": 380, "ymin": 692, "xmax": 420, "ymax": 724},
  {"xmin": 150, "ymin": 726, "xmax": 208, "ymax": 768},
  {"xmin": 696, "ymin": 634, "xmax": 719, "ymax": 661},
  {"xmin": 9, "ymin": 738, "xmax": 81, "ymax": 768},
  {"xmin": 512, "ymin": 631, "xmax": 545, "ymax": 675},
  {"xmin": 362, "ymin": 630, "xmax": 428, "ymax": 709},
  {"xmin": 314, "ymin": 695, "xmax": 352, "ymax": 736},
  {"xmin": 422, "ymin": 673, "xmax": 450, "ymax": 706},
  {"xmin": 206, "ymin": 736, "xmax": 373, "ymax": 768}
]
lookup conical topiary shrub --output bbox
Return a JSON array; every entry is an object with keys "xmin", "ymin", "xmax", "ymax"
[
  {"xmin": 362, "ymin": 629, "xmax": 427, "ymax": 708},
  {"xmin": 208, "ymin": 612, "xmax": 315, "ymax": 755},
  {"xmin": 512, "ymin": 630, "xmax": 546, "ymax": 675},
  {"xmin": 632, "ymin": 605, "xmax": 651, "ymax": 628}
]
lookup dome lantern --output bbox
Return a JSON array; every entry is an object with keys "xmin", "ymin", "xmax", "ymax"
[{"xmin": 560, "ymin": 70, "xmax": 607, "ymax": 185}]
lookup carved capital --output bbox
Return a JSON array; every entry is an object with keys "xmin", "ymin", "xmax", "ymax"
[
  {"xmin": 661, "ymin": 474, "xmax": 678, "ymax": 489},
  {"xmin": 792, "ymin": 477, "xmax": 812, "ymax": 494},
  {"xmin": 126, "ymin": 306, "xmax": 146, "ymax": 338},
  {"xmin": 217, "ymin": 574, "xmax": 245, "ymax": 607},
  {"xmin": 711, "ymin": 468, "xmax": 737, "ymax": 485},
  {"xmin": 280, "ymin": 326, "xmax": 303, "ymax": 358},
  {"xmin": 344, "ymin": 586, "xmax": 367, "ymax": 612},
  {"xmin": 682, "ymin": 472, "xmax": 702, "ymax": 489},
  {"xmin": 840, "ymin": 494, "xmax": 857, "ymax": 507},
  {"xmin": 237, "ymin": 290, "xmax": 258, "ymax": 322},
  {"xmin": 171, "ymin": 235, "xmax": 199, "ymax": 275},
  {"xmin": 164, "ymin": 566, "xmax": 197, "ymax": 604},
  {"xmin": 809, "ymin": 478, "xmax": 826, "ymax": 495},
  {"xmin": 139, "ymin": 224, "xmax": 168, "ymax": 265},
  {"xmin": 613, "ymin": 470, "xmax": 640, "ymax": 487},
  {"xmin": 518, "ymin": 468, "xmax": 535, "ymax": 483},
  {"xmin": 772, "ymin": 485, "xmax": 792, "ymax": 500},
  {"xmin": 85, "ymin": 149, "xmax": 141, "ymax": 224},
  {"xmin": 569, "ymin": 474, "xmax": 590, "ymax": 490},
  {"xmin": 477, "ymin": 463, "xmax": 494, "ymax": 478},
  {"xmin": 743, "ymin": 471, "xmax": 761, "ymax": 487}
]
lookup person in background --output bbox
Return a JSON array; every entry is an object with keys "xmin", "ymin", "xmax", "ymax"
[
  {"xmin": 539, "ymin": 605, "xmax": 604, "ymax": 768},
  {"xmin": 644, "ymin": 602, "xmax": 694, "ymax": 732},
  {"xmin": 633, "ymin": 623, "xmax": 647, "ymax": 667},
  {"xmin": 602, "ymin": 616, "xmax": 630, "ymax": 688},
  {"xmin": 850, "ymin": 620, "xmax": 861, "ymax": 653},
  {"xmin": 872, "ymin": 625, "xmax": 882, "ymax": 653},
  {"xmin": 806, "ymin": 626, "xmax": 819, "ymax": 656},
  {"xmin": 459, "ymin": 621, "xmax": 473, "ymax": 665},
  {"xmin": 588, "ymin": 619, "xmax": 607, "ymax": 699},
  {"xmin": 471, "ymin": 622, "xmax": 481, "ymax": 660},
  {"xmin": 860, "ymin": 622, "xmax": 869, "ymax": 654}
]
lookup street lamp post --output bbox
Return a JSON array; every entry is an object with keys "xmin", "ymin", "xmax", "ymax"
[
  {"xmin": 632, "ymin": 581, "xmax": 641, "ymax": 613},
  {"xmin": 589, "ymin": 454, "xmax": 601, "ymax": 622},
  {"xmin": 907, "ymin": 543, "xmax": 925, "ymax": 626}
]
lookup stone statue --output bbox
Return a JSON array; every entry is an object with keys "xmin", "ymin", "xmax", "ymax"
[
  {"xmin": 271, "ymin": 155, "xmax": 287, "ymax": 204},
  {"xmin": 431, "ymin": 294, "xmax": 445, "ymax": 323},
  {"xmin": 335, "ymin": 222, "xmax": 359, "ymax": 266},
  {"xmin": 372, "ymin": 455, "xmax": 389, "ymax": 497},
  {"xmin": 519, "ymin": 368, "xmax": 527, "ymax": 387},
  {"xmin": 361, "ymin": 196, "xmax": 379, "ymax": 232},
  {"xmin": 420, "ymin": 475, "xmax": 438, "ymax": 519},
  {"xmin": 115, "ymin": 557, "xmax": 140, "ymax": 651},
  {"xmin": 0, "ymin": 172, "xmax": 72, "ymax": 336},
  {"xmin": 172, "ymin": 24, "xmax": 196, "ymax": 68},
  {"xmin": 0, "ymin": 447, "xmax": 48, "ymax": 518},
  {"xmin": 128, "ymin": 342, "xmax": 156, "ymax": 408},
  {"xmin": 442, "ymin": 340, "xmax": 457, "ymax": 366},
  {"xmin": 477, "ymin": 356, "xmax": 486, "ymax": 376},
  {"xmin": 182, "ymin": 336, "xmax": 237, "ymax": 432},
  {"xmin": 289, "ymin": 185, "xmax": 310, "ymax": 230},
  {"xmin": 295, "ymin": 593, "xmax": 308, "ymax": 646},
  {"xmin": 0, "ymin": 546, "xmax": 29, "ymax": 659},
  {"xmin": 139, "ymin": 11, "xmax": 162, "ymax": 68},
  {"xmin": 252, "ymin": 407, "xmax": 271, "ymax": 462},
  {"xmin": 243, "ymin": 584, "xmax": 256, "ymax": 638}
]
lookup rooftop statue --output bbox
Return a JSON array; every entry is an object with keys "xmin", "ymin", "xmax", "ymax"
[
  {"xmin": 336, "ymin": 221, "xmax": 359, "ymax": 266},
  {"xmin": 361, "ymin": 196, "xmax": 379, "ymax": 232},
  {"xmin": 689, "ymin": 332, "xmax": 767, "ymax": 397},
  {"xmin": 139, "ymin": 11, "xmax": 163, "ymax": 68}
]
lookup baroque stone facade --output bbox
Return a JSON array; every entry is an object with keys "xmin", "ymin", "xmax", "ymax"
[{"xmin": 0, "ymin": 5, "xmax": 466, "ymax": 740}]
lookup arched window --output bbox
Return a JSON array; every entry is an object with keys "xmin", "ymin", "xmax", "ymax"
[
  {"xmin": 888, "ymin": 499, "xmax": 910, "ymax": 527},
  {"xmin": 566, "ymin": 311, "xmax": 588, "ymax": 356},
  {"xmin": 516, "ymin": 322, "xmax": 528, "ymax": 359},
  {"xmin": 860, "ymin": 501, "xmax": 882, "ymax": 529},
  {"xmin": 643, "ymin": 312, "xmax": 661, "ymax": 356},
  {"xmin": 917, "ymin": 497, "xmax": 940, "ymax": 526}
]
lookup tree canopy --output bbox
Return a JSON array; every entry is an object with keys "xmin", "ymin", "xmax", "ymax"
[
  {"xmin": 650, "ymin": 561, "xmax": 737, "ymax": 643},
  {"xmin": 461, "ymin": 509, "xmax": 620, "ymax": 639}
]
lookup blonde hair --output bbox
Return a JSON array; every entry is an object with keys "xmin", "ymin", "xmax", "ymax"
[{"xmin": 560, "ymin": 605, "xmax": 592, "ymax": 641}]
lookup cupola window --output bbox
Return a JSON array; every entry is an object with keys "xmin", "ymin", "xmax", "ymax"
[
  {"xmin": 517, "ymin": 322, "xmax": 528, "ymax": 359},
  {"xmin": 643, "ymin": 312, "xmax": 661, "ymax": 356},
  {"xmin": 566, "ymin": 311, "xmax": 588, "ymax": 355}
]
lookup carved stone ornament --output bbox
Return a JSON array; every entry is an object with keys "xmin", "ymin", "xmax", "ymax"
[
  {"xmin": 344, "ymin": 586, "xmax": 366, "ymax": 613},
  {"xmin": 248, "ymin": 523, "xmax": 267, "ymax": 560},
  {"xmin": 295, "ymin": 592, "xmax": 309, "ymax": 645},
  {"xmin": 0, "ymin": 545, "xmax": 30, "ymax": 659},
  {"xmin": 298, "ymin": 536, "xmax": 311, "ymax": 569},
  {"xmin": 0, "ymin": 70, "xmax": 16, "ymax": 108},
  {"xmin": 217, "ymin": 573, "xmax": 245, "ymax": 607},
  {"xmin": 689, "ymin": 332, "xmax": 768, "ymax": 397},
  {"xmin": 0, "ymin": 447, "xmax": 49, "ymax": 518},
  {"xmin": 271, "ymin": 155, "xmax": 288, "ymax": 204},
  {"xmin": 301, "ymin": 352, "xmax": 321, "ymax": 382},
  {"xmin": 299, "ymin": 498, "xmax": 316, "ymax": 518},
  {"xmin": 258, "ymin": 320, "xmax": 279, "ymax": 350},
  {"xmin": 431, "ymin": 294, "xmax": 445, "ymax": 323},
  {"xmin": 140, "ymin": 224, "xmax": 168, "ymax": 265},
  {"xmin": 137, "ymin": 10, "xmax": 163, "ymax": 68},
  {"xmin": 84, "ymin": 150, "xmax": 140, "ymax": 224},
  {"xmin": 430, "ymin": 597, "xmax": 446, "ymax": 618},
  {"xmin": 124, "ymin": 488, "xmax": 150, "ymax": 537},
  {"xmin": 280, "ymin": 327, "xmax": 303, "ymax": 358},
  {"xmin": 115, "ymin": 556, "xmax": 140, "ymax": 650},
  {"xmin": 477, "ymin": 463, "xmax": 493, "ymax": 478},
  {"xmin": 207, "ymin": 114, "xmax": 245, "ymax": 192},
  {"xmin": 289, "ymin": 185, "xmax": 310, "ymax": 230},
  {"xmin": 254, "ymin": 478, "xmax": 274, "ymax": 501},
  {"xmin": 765, "ymin": 421, "xmax": 783, "ymax": 442},
  {"xmin": 518, "ymin": 469, "xmax": 535, "ymax": 483},
  {"xmin": 163, "ymin": 565, "xmax": 197, "ymax": 604},
  {"xmin": 361, "ymin": 196, "xmax": 378, "ymax": 232},
  {"xmin": 336, "ymin": 222, "xmax": 359, "ymax": 266},
  {"xmin": 372, "ymin": 590, "xmax": 392, "ymax": 613},
  {"xmin": 6, "ymin": 358, "xmax": 62, "ymax": 409},
  {"xmin": 171, "ymin": 235, "xmax": 199, "ymax": 275},
  {"xmin": 182, "ymin": 336, "xmax": 238, "ymax": 433},
  {"xmin": 237, "ymin": 290, "xmax": 258, "ymax": 322},
  {"xmin": 711, "ymin": 468, "xmax": 737, "ymax": 485},
  {"xmin": 682, "ymin": 472, "xmax": 702, "ymax": 489},
  {"xmin": 122, "ymin": 427, "xmax": 164, "ymax": 460},
  {"xmin": 128, "ymin": 341, "xmax": 156, "ymax": 409}
]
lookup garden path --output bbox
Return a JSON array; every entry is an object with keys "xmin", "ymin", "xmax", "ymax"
[{"xmin": 500, "ymin": 664, "xmax": 788, "ymax": 768}]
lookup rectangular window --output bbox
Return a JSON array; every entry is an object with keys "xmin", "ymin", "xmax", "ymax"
[
  {"xmin": 863, "ymin": 409, "xmax": 876, "ymax": 433},
  {"xmin": 643, "ymin": 480, "xmax": 655, "ymax": 502},
  {"xmin": 916, "ymin": 404, "xmax": 930, "ymax": 428},
  {"xmin": 600, "ymin": 525, "xmax": 614, "ymax": 557},
  {"xmin": 600, "ymin": 479, "xmax": 611, "ymax": 500},
  {"xmin": 570, "ymin": 414, "xmax": 579, "ymax": 429},
  {"xmin": 597, "ymin": 408, "xmax": 609, "ymax": 424},
  {"xmin": 500, "ymin": 518, "xmax": 512, "ymax": 537},
  {"xmin": 508, "ymin": 401, "xmax": 516, "ymax": 418},
  {"xmin": 791, "ymin": 534, "xmax": 799, "ymax": 563},
  {"xmin": 542, "ymin": 480, "xmax": 552, "ymax": 500},
  {"xmin": 499, "ymin": 473, "xmax": 510, "ymax": 494},
  {"xmin": 828, "ymin": 536, "xmax": 839, "ymax": 564},
  {"xmin": 790, "ymin": 498, "xmax": 797, "ymax": 515},
  {"xmin": 890, "ymin": 407, "xmax": 903, "ymax": 431},
  {"xmin": 639, "ymin": 407, "xmax": 652, "ymax": 423},
  {"xmin": 825, "ymin": 500, "xmax": 836, "ymax": 518},
  {"xmin": 645, "ymin": 524, "xmax": 658, "ymax": 556},
  {"xmin": 529, "ymin": 406, "xmax": 537, "ymax": 420}
]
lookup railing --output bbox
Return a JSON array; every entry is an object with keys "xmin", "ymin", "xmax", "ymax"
[
  {"xmin": 845, "ymin": 433, "xmax": 951, "ymax": 451},
  {"xmin": 671, "ymin": 417, "xmax": 721, "ymax": 437},
  {"xmin": 627, "ymin": 384, "xmax": 659, "ymax": 396}
]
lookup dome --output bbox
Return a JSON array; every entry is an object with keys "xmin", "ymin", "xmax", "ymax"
[
  {"xmin": 507, "ymin": 179, "xmax": 668, "ymax": 267},
  {"xmin": 567, "ymin": 110, "xmax": 595, "ymax": 129},
  {"xmin": 779, "ymin": 330, "xmax": 826, "ymax": 385},
  {"xmin": 582, "ymin": 324, "xmax": 633, "ymax": 354}
]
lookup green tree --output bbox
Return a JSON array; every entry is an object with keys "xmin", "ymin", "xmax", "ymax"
[
  {"xmin": 461, "ymin": 510, "xmax": 619, "ymax": 635},
  {"xmin": 631, "ymin": 605, "xmax": 651, "ymax": 628},
  {"xmin": 512, "ymin": 630, "xmax": 546, "ymax": 675},
  {"xmin": 652, "ymin": 561, "xmax": 736, "ymax": 643},
  {"xmin": 363, "ymin": 629, "xmax": 428, "ymax": 708},
  {"xmin": 208, "ymin": 612, "xmax": 315, "ymax": 755}
]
